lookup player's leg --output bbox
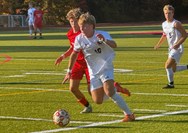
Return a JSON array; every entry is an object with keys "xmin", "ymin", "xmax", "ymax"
[
  {"xmin": 84, "ymin": 67, "xmax": 91, "ymax": 95},
  {"xmin": 28, "ymin": 20, "xmax": 34, "ymax": 37},
  {"xmin": 69, "ymin": 79, "xmax": 92, "ymax": 113},
  {"xmin": 163, "ymin": 57, "xmax": 176, "ymax": 88},
  {"xmin": 70, "ymin": 63, "xmax": 92, "ymax": 113},
  {"xmin": 33, "ymin": 24, "xmax": 37, "ymax": 39},
  {"xmin": 103, "ymin": 79, "xmax": 135, "ymax": 122},
  {"xmin": 173, "ymin": 52, "xmax": 188, "ymax": 72},
  {"xmin": 38, "ymin": 24, "xmax": 43, "ymax": 39},
  {"xmin": 28, "ymin": 24, "xmax": 33, "ymax": 37}
]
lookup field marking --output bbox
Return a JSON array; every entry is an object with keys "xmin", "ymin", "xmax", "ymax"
[
  {"xmin": 98, "ymin": 109, "xmax": 167, "ymax": 118},
  {"xmin": 30, "ymin": 110, "xmax": 188, "ymax": 133},
  {"xmin": 133, "ymin": 109, "xmax": 166, "ymax": 113},
  {"xmin": 133, "ymin": 92, "xmax": 188, "ymax": 97},
  {"xmin": 0, "ymin": 90, "xmax": 51, "ymax": 97},
  {"xmin": 0, "ymin": 116, "xmax": 92, "ymax": 124},
  {"xmin": 166, "ymin": 104, "xmax": 188, "ymax": 108},
  {"xmin": 1, "ymin": 87, "xmax": 188, "ymax": 97}
]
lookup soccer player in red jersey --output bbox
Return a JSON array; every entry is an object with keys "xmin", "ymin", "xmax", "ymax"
[
  {"xmin": 55, "ymin": 8, "xmax": 130, "ymax": 114},
  {"xmin": 33, "ymin": 5, "xmax": 43, "ymax": 39}
]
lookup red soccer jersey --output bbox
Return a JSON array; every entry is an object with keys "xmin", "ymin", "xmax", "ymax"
[
  {"xmin": 67, "ymin": 28, "xmax": 86, "ymax": 63},
  {"xmin": 34, "ymin": 10, "xmax": 43, "ymax": 26}
]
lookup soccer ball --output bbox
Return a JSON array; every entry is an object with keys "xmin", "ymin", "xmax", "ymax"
[{"xmin": 53, "ymin": 109, "xmax": 70, "ymax": 127}]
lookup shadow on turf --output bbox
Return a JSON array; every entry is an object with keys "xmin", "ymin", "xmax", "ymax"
[
  {"xmin": 0, "ymin": 82, "xmax": 61, "ymax": 85},
  {"xmin": 0, "ymin": 46, "xmax": 68, "ymax": 52},
  {"xmin": 0, "ymin": 46, "xmax": 168, "ymax": 53},
  {"xmin": 0, "ymin": 33, "xmax": 161, "ymax": 41}
]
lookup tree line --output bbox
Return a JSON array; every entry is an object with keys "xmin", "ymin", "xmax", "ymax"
[{"xmin": 0, "ymin": 0, "xmax": 188, "ymax": 25}]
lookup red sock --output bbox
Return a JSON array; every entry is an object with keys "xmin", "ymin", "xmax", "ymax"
[{"xmin": 78, "ymin": 97, "xmax": 89, "ymax": 107}]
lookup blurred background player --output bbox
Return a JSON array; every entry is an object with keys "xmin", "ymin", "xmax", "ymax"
[
  {"xmin": 26, "ymin": 2, "xmax": 36, "ymax": 38},
  {"xmin": 33, "ymin": 5, "xmax": 44, "ymax": 39},
  {"xmin": 154, "ymin": 5, "xmax": 187, "ymax": 89},
  {"xmin": 55, "ymin": 8, "xmax": 130, "ymax": 114},
  {"xmin": 64, "ymin": 12, "xmax": 135, "ymax": 122}
]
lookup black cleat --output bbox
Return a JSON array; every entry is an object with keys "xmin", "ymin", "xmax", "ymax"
[
  {"xmin": 162, "ymin": 84, "xmax": 174, "ymax": 89},
  {"xmin": 33, "ymin": 36, "xmax": 37, "ymax": 39}
]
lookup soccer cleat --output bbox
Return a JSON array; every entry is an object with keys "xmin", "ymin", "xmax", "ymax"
[
  {"xmin": 162, "ymin": 84, "xmax": 174, "ymax": 89},
  {"xmin": 33, "ymin": 36, "xmax": 37, "ymax": 39},
  {"xmin": 39, "ymin": 36, "xmax": 43, "ymax": 39},
  {"xmin": 114, "ymin": 82, "xmax": 131, "ymax": 96},
  {"xmin": 122, "ymin": 114, "xmax": 135, "ymax": 122},
  {"xmin": 80, "ymin": 104, "xmax": 92, "ymax": 114}
]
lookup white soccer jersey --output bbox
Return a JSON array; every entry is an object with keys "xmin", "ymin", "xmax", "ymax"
[
  {"xmin": 162, "ymin": 19, "xmax": 183, "ymax": 51},
  {"xmin": 74, "ymin": 30, "xmax": 115, "ymax": 76},
  {"xmin": 28, "ymin": 7, "xmax": 36, "ymax": 21}
]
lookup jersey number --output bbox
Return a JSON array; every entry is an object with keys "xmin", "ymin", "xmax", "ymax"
[{"xmin": 95, "ymin": 48, "xmax": 101, "ymax": 53}]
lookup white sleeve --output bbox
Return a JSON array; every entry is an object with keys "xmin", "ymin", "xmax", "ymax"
[{"xmin": 73, "ymin": 36, "xmax": 81, "ymax": 52}]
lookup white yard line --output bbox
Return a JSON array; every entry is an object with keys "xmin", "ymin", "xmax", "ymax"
[
  {"xmin": 0, "ymin": 87, "xmax": 187, "ymax": 97},
  {"xmin": 30, "ymin": 110, "xmax": 188, "ymax": 133},
  {"xmin": 133, "ymin": 92, "xmax": 188, "ymax": 97},
  {"xmin": 166, "ymin": 104, "xmax": 188, "ymax": 108},
  {"xmin": 133, "ymin": 109, "xmax": 166, "ymax": 113},
  {"xmin": 0, "ymin": 116, "xmax": 92, "ymax": 124}
]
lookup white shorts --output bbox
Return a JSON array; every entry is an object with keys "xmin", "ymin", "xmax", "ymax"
[
  {"xmin": 168, "ymin": 48, "xmax": 183, "ymax": 64},
  {"xmin": 90, "ymin": 69, "xmax": 114, "ymax": 91},
  {"xmin": 28, "ymin": 19, "xmax": 34, "ymax": 26}
]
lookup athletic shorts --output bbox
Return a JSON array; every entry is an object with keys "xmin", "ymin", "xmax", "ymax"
[
  {"xmin": 28, "ymin": 19, "xmax": 34, "ymax": 26},
  {"xmin": 71, "ymin": 61, "xmax": 90, "ymax": 84},
  {"xmin": 90, "ymin": 68, "xmax": 114, "ymax": 91},
  {"xmin": 168, "ymin": 48, "xmax": 183, "ymax": 64},
  {"xmin": 34, "ymin": 22, "xmax": 42, "ymax": 29}
]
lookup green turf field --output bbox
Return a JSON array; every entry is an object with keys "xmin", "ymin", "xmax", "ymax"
[{"xmin": 0, "ymin": 25, "xmax": 188, "ymax": 133}]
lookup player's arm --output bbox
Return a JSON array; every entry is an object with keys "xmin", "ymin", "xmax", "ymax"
[
  {"xmin": 54, "ymin": 47, "xmax": 73, "ymax": 66},
  {"xmin": 172, "ymin": 21, "xmax": 187, "ymax": 49},
  {"xmin": 154, "ymin": 34, "xmax": 166, "ymax": 50},
  {"xmin": 62, "ymin": 51, "xmax": 78, "ymax": 84},
  {"xmin": 96, "ymin": 34, "xmax": 117, "ymax": 48}
]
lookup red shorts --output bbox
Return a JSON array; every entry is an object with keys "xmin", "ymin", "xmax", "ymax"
[
  {"xmin": 70, "ymin": 61, "xmax": 90, "ymax": 84},
  {"xmin": 34, "ymin": 22, "xmax": 42, "ymax": 29}
]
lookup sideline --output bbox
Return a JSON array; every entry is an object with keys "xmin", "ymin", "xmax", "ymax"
[{"xmin": 30, "ymin": 110, "xmax": 188, "ymax": 133}]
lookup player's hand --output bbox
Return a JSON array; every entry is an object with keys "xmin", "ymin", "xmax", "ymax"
[
  {"xmin": 96, "ymin": 34, "xmax": 106, "ymax": 44},
  {"xmin": 171, "ymin": 44, "xmax": 179, "ymax": 50},
  {"xmin": 54, "ymin": 56, "xmax": 64, "ymax": 66},
  {"xmin": 62, "ymin": 72, "xmax": 71, "ymax": 84},
  {"xmin": 154, "ymin": 45, "xmax": 160, "ymax": 50}
]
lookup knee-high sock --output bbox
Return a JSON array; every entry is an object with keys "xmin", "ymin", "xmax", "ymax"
[
  {"xmin": 110, "ymin": 92, "xmax": 131, "ymax": 115},
  {"xmin": 166, "ymin": 68, "xmax": 174, "ymax": 83},
  {"xmin": 176, "ymin": 65, "xmax": 187, "ymax": 72}
]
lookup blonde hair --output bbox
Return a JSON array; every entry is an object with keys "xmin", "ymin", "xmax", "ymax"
[
  {"xmin": 66, "ymin": 8, "xmax": 82, "ymax": 20},
  {"xmin": 163, "ymin": 5, "xmax": 174, "ymax": 12},
  {"xmin": 78, "ymin": 12, "xmax": 96, "ymax": 29}
]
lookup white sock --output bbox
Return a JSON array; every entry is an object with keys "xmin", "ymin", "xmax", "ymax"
[
  {"xmin": 29, "ymin": 30, "xmax": 32, "ymax": 35},
  {"xmin": 110, "ymin": 92, "xmax": 131, "ymax": 115},
  {"xmin": 166, "ymin": 68, "xmax": 174, "ymax": 83},
  {"xmin": 176, "ymin": 65, "xmax": 187, "ymax": 72}
]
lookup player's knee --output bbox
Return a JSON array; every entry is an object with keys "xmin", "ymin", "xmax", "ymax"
[
  {"xmin": 93, "ymin": 98, "xmax": 103, "ymax": 104},
  {"xmin": 69, "ymin": 87, "xmax": 78, "ymax": 94}
]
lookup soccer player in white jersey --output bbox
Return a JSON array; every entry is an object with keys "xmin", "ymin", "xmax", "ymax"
[
  {"xmin": 154, "ymin": 5, "xmax": 187, "ymax": 89},
  {"xmin": 26, "ymin": 2, "xmax": 36, "ymax": 38},
  {"xmin": 65, "ymin": 12, "xmax": 135, "ymax": 122}
]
